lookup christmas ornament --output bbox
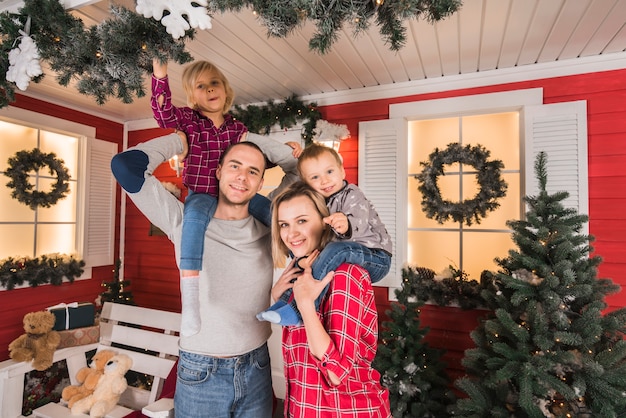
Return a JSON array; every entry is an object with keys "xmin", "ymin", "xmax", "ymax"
[
  {"xmin": 416, "ymin": 142, "xmax": 507, "ymax": 226},
  {"xmin": 136, "ymin": 0, "xmax": 212, "ymax": 39},
  {"xmin": 5, "ymin": 148, "xmax": 70, "ymax": 210},
  {"xmin": 5, "ymin": 17, "xmax": 42, "ymax": 91}
]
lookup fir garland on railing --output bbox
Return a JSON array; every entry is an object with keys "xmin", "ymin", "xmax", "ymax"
[
  {"xmin": 0, "ymin": 253, "xmax": 85, "ymax": 290},
  {"xmin": 407, "ymin": 265, "xmax": 497, "ymax": 310},
  {"xmin": 231, "ymin": 94, "xmax": 322, "ymax": 146}
]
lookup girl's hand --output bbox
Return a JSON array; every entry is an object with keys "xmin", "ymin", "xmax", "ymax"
[
  {"xmin": 292, "ymin": 250, "xmax": 334, "ymax": 306},
  {"xmin": 270, "ymin": 258, "xmax": 301, "ymax": 302},
  {"xmin": 285, "ymin": 141, "xmax": 303, "ymax": 158}
]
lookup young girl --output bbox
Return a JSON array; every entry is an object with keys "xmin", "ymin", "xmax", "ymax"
[
  {"xmin": 152, "ymin": 59, "xmax": 301, "ymax": 336},
  {"xmin": 257, "ymin": 143, "xmax": 392, "ymax": 326},
  {"xmin": 270, "ymin": 181, "xmax": 391, "ymax": 417}
]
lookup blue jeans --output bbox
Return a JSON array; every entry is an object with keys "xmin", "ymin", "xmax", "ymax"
[
  {"xmin": 180, "ymin": 192, "xmax": 271, "ymax": 271},
  {"xmin": 174, "ymin": 344, "xmax": 273, "ymax": 418}
]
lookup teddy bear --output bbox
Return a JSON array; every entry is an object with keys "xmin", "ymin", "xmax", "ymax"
[
  {"xmin": 71, "ymin": 353, "xmax": 133, "ymax": 418},
  {"xmin": 8, "ymin": 310, "xmax": 61, "ymax": 371},
  {"xmin": 61, "ymin": 349, "xmax": 117, "ymax": 408}
]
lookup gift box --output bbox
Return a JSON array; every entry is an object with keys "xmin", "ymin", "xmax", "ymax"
[
  {"xmin": 56, "ymin": 324, "xmax": 100, "ymax": 349},
  {"xmin": 48, "ymin": 302, "xmax": 95, "ymax": 331}
]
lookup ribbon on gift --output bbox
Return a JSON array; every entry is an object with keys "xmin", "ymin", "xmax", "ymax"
[{"xmin": 47, "ymin": 302, "xmax": 79, "ymax": 330}]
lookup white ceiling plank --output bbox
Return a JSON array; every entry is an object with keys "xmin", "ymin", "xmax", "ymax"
[
  {"xmin": 436, "ymin": 11, "xmax": 461, "ymax": 77},
  {"xmin": 412, "ymin": 20, "xmax": 444, "ymax": 78},
  {"xmin": 559, "ymin": 0, "xmax": 617, "ymax": 59},
  {"xmin": 518, "ymin": 0, "xmax": 564, "ymax": 65},
  {"xmin": 458, "ymin": 0, "xmax": 484, "ymax": 74},
  {"xmin": 399, "ymin": 20, "xmax": 426, "ymax": 80},
  {"xmin": 580, "ymin": 0, "xmax": 626, "ymax": 56},
  {"xmin": 478, "ymin": 0, "xmax": 511, "ymax": 71},
  {"xmin": 346, "ymin": 28, "xmax": 394, "ymax": 86},
  {"xmin": 498, "ymin": 0, "xmax": 536, "ymax": 68},
  {"xmin": 537, "ymin": 0, "xmax": 591, "ymax": 63}
]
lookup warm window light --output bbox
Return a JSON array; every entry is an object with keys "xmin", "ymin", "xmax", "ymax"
[
  {"xmin": 313, "ymin": 120, "xmax": 350, "ymax": 152},
  {"xmin": 169, "ymin": 155, "xmax": 183, "ymax": 177}
]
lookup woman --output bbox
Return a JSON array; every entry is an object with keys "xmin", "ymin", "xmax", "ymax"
[{"xmin": 269, "ymin": 181, "xmax": 391, "ymax": 417}]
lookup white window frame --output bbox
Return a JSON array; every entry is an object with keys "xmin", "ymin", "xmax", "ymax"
[
  {"xmin": 359, "ymin": 88, "xmax": 588, "ymax": 296},
  {"xmin": 0, "ymin": 106, "xmax": 117, "ymax": 285}
]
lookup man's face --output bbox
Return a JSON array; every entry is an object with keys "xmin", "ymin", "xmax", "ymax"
[{"xmin": 216, "ymin": 144, "xmax": 265, "ymax": 206}]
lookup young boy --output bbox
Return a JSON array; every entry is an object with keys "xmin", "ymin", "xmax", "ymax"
[{"xmin": 257, "ymin": 143, "xmax": 392, "ymax": 326}]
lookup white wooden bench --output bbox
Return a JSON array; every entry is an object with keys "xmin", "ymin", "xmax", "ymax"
[{"xmin": 0, "ymin": 302, "xmax": 180, "ymax": 418}]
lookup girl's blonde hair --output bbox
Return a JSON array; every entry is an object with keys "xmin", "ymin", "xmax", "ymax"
[
  {"xmin": 181, "ymin": 61, "xmax": 235, "ymax": 113},
  {"xmin": 270, "ymin": 181, "xmax": 333, "ymax": 268}
]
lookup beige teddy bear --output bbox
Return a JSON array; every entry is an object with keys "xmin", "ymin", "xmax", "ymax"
[
  {"xmin": 8, "ymin": 310, "xmax": 61, "ymax": 371},
  {"xmin": 61, "ymin": 349, "xmax": 117, "ymax": 408},
  {"xmin": 71, "ymin": 353, "xmax": 133, "ymax": 417}
]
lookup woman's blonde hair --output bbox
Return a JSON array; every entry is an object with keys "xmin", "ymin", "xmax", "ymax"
[
  {"xmin": 270, "ymin": 181, "xmax": 333, "ymax": 268},
  {"xmin": 181, "ymin": 61, "xmax": 235, "ymax": 113}
]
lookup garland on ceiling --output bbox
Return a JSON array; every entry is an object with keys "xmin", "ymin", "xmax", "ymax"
[
  {"xmin": 0, "ymin": 0, "xmax": 462, "ymax": 109},
  {"xmin": 416, "ymin": 143, "xmax": 508, "ymax": 226},
  {"xmin": 5, "ymin": 148, "xmax": 70, "ymax": 210},
  {"xmin": 231, "ymin": 94, "xmax": 322, "ymax": 146},
  {"xmin": 0, "ymin": 253, "xmax": 85, "ymax": 289}
]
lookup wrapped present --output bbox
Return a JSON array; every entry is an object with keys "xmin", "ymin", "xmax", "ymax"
[
  {"xmin": 47, "ymin": 302, "xmax": 95, "ymax": 331},
  {"xmin": 56, "ymin": 324, "xmax": 100, "ymax": 349}
]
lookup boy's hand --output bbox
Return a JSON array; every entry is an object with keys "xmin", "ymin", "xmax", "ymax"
[
  {"xmin": 323, "ymin": 212, "xmax": 349, "ymax": 235},
  {"xmin": 285, "ymin": 141, "xmax": 303, "ymax": 158}
]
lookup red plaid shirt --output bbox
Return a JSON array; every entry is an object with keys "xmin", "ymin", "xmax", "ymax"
[
  {"xmin": 151, "ymin": 75, "xmax": 247, "ymax": 196},
  {"xmin": 282, "ymin": 263, "xmax": 391, "ymax": 418}
]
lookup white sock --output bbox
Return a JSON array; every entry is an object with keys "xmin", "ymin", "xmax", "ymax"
[{"xmin": 180, "ymin": 275, "xmax": 201, "ymax": 337}]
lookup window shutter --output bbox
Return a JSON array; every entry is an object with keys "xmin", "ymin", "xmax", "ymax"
[
  {"xmin": 83, "ymin": 138, "xmax": 117, "ymax": 266},
  {"xmin": 524, "ymin": 101, "xmax": 588, "ymax": 232},
  {"xmin": 358, "ymin": 119, "xmax": 406, "ymax": 288}
]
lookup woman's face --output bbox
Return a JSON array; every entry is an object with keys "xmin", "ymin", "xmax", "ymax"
[{"xmin": 277, "ymin": 195, "xmax": 326, "ymax": 258}]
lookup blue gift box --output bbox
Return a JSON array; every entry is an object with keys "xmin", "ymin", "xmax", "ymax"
[{"xmin": 48, "ymin": 302, "xmax": 95, "ymax": 331}]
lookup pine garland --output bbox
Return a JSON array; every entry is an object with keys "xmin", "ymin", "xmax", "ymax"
[
  {"xmin": 0, "ymin": 253, "xmax": 85, "ymax": 289},
  {"xmin": 231, "ymin": 94, "xmax": 322, "ymax": 146},
  {"xmin": 0, "ymin": 0, "xmax": 462, "ymax": 108}
]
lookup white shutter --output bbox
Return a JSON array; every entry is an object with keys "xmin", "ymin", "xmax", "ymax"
[
  {"xmin": 358, "ymin": 118, "xmax": 406, "ymax": 289},
  {"xmin": 83, "ymin": 138, "xmax": 117, "ymax": 266},
  {"xmin": 524, "ymin": 101, "xmax": 588, "ymax": 232}
]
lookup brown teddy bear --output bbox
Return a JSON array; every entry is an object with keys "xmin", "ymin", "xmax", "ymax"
[
  {"xmin": 61, "ymin": 349, "xmax": 117, "ymax": 408},
  {"xmin": 8, "ymin": 310, "xmax": 61, "ymax": 371},
  {"xmin": 71, "ymin": 353, "xmax": 133, "ymax": 417}
]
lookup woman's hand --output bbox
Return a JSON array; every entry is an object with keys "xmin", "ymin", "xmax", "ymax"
[
  {"xmin": 270, "ymin": 258, "xmax": 301, "ymax": 302},
  {"xmin": 292, "ymin": 250, "xmax": 334, "ymax": 307}
]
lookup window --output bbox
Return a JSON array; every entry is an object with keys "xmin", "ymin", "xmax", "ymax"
[
  {"xmin": 359, "ymin": 89, "xmax": 588, "ymax": 291},
  {"xmin": 407, "ymin": 113, "xmax": 521, "ymax": 280},
  {"xmin": 0, "ymin": 120, "xmax": 80, "ymax": 258},
  {"xmin": 0, "ymin": 107, "xmax": 117, "ymax": 285}
]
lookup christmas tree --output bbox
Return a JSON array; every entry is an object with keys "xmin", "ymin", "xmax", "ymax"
[
  {"xmin": 374, "ymin": 266, "xmax": 456, "ymax": 417},
  {"xmin": 99, "ymin": 259, "xmax": 135, "ymax": 306},
  {"xmin": 453, "ymin": 152, "xmax": 626, "ymax": 417}
]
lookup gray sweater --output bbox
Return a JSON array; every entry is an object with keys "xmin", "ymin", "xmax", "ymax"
[{"xmin": 120, "ymin": 133, "xmax": 296, "ymax": 356}]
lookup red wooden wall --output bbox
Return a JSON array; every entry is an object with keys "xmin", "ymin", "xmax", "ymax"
[{"xmin": 1, "ymin": 68, "xmax": 625, "ymax": 391}]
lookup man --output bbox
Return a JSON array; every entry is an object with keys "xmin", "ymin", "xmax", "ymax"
[{"xmin": 111, "ymin": 132, "xmax": 296, "ymax": 417}]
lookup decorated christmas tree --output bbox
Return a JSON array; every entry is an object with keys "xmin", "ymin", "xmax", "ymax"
[
  {"xmin": 99, "ymin": 259, "xmax": 135, "ymax": 306},
  {"xmin": 374, "ymin": 266, "xmax": 456, "ymax": 417},
  {"xmin": 453, "ymin": 152, "xmax": 626, "ymax": 417}
]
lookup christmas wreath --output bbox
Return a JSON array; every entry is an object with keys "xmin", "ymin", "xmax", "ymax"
[
  {"xmin": 5, "ymin": 148, "xmax": 70, "ymax": 210},
  {"xmin": 416, "ymin": 143, "xmax": 507, "ymax": 226}
]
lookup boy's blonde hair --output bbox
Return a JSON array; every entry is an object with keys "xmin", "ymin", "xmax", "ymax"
[
  {"xmin": 181, "ymin": 61, "xmax": 235, "ymax": 113},
  {"xmin": 270, "ymin": 181, "xmax": 333, "ymax": 268},
  {"xmin": 297, "ymin": 143, "xmax": 344, "ymax": 176}
]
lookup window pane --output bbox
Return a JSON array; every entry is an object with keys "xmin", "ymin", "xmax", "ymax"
[
  {"xmin": 462, "ymin": 231, "xmax": 514, "ymax": 279},
  {"xmin": 36, "ymin": 224, "xmax": 76, "ymax": 255},
  {"xmin": 465, "ymin": 172, "xmax": 520, "ymax": 230},
  {"xmin": 39, "ymin": 131, "xmax": 79, "ymax": 179},
  {"xmin": 408, "ymin": 117, "xmax": 459, "ymax": 173},
  {"xmin": 462, "ymin": 112, "xmax": 519, "ymax": 171},
  {"xmin": 0, "ymin": 183, "xmax": 35, "ymax": 222},
  {"xmin": 37, "ymin": 180, "xmax": 78, "ymax": 223},
  {"xmin": 407, "ymin": 230, "xmax": 460, "ymax": 272},
  {"xmin": 0, "ymin": 121, "xmax": 38, "ymax": 172},
  {"xmin": 0, "ymin": 225, "xmax": 34, "ymax": 257}
]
